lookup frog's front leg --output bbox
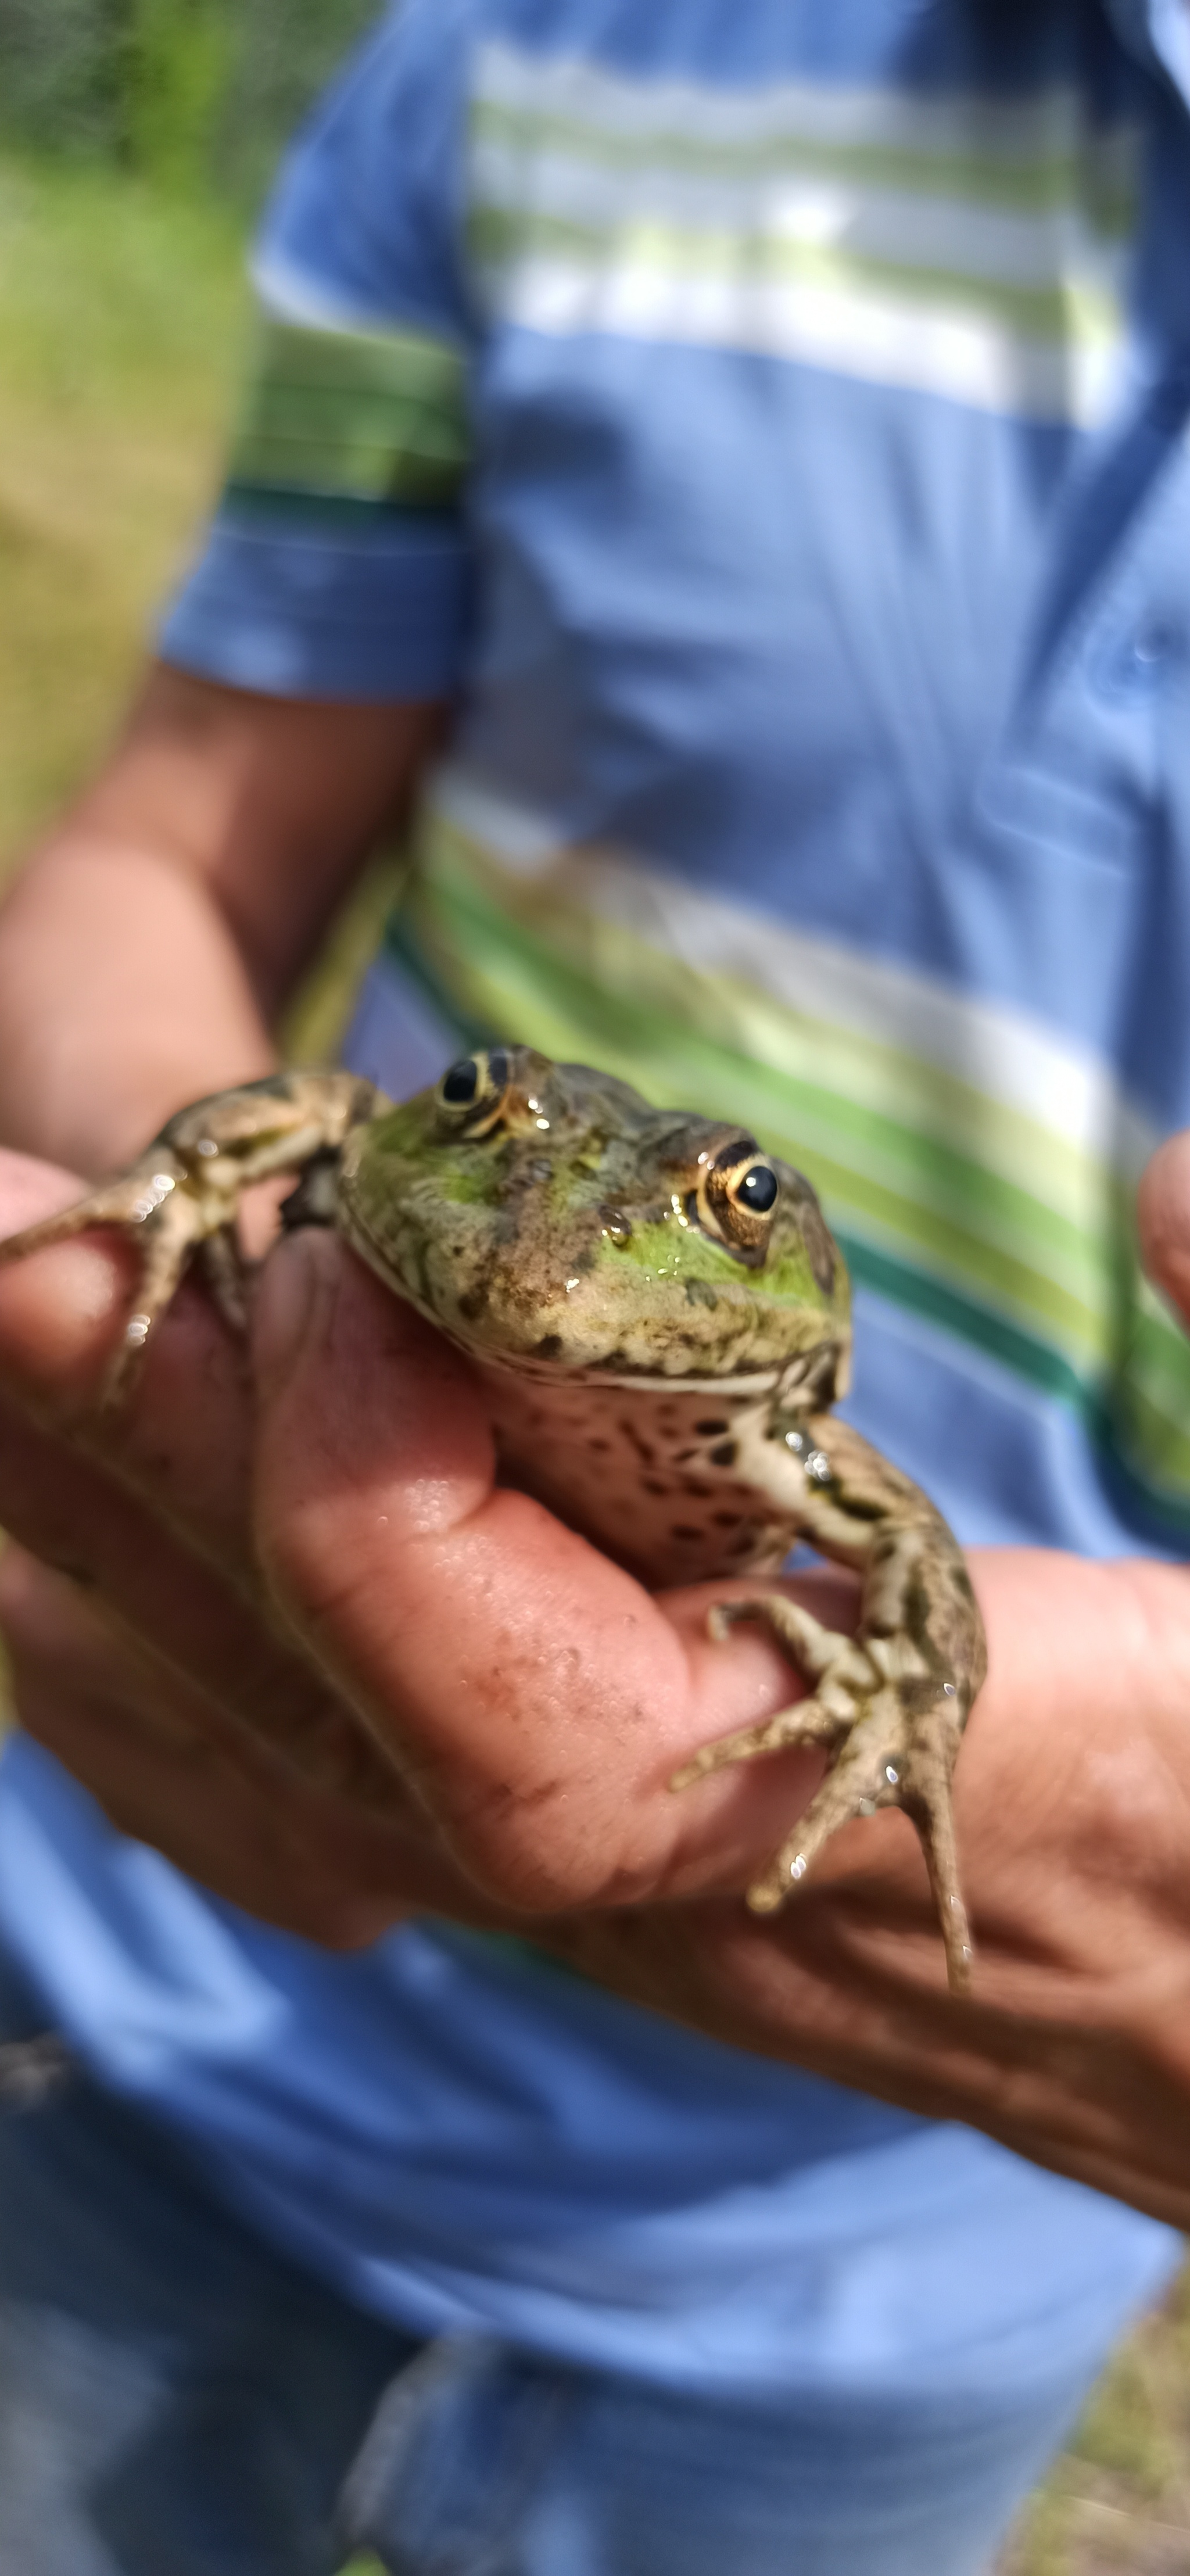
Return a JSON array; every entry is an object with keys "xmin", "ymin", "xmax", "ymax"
[
  {"xmin": 673, "ymin": 1412, "xmax": 986, "ymax": 1994},
  {"xmin": 0, "ymin": 1070, "xmax": 376, "ymax": 1403}
]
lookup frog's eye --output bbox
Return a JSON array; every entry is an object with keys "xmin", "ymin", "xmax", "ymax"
[
  {"xmin": 440, "ymin": 1056, "xmax": 482, "ymax": 1106},
  {"xmin": 693, "ymin": 1140, "xmax": 780, "ymax": 1264},
  {"xmin": 436, "ymin": 1048, "xmax": 512, "ymax": 1135},
  {"xmin": 734, "ymin": 1162, "xmax": 778, "ymax": 1214}
]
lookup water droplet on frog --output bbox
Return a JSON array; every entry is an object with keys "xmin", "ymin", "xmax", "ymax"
[
  {"xmin": 884, "ymin": 1764, "xmax": 899, "ymax": 1785},
  {"xmin": 788, "ymin": 1854, "xmax": 807, "ymax": 1881}
]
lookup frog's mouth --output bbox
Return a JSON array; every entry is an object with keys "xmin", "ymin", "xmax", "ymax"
[
  {"xmin": 346, "ymin": 1203, "xmax": 791, "ymax": 1393},
  {"xmin": 341, "ymin": 1183, "xmax": 847, "ymax": 1405},
  {"xmin": 474, "ymin": 1349, "xmax": 787, "ymax": 1396}
]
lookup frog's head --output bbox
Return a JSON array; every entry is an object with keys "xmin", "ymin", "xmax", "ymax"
[{"xmin": 341, "ymin": 1045, "xmax": 851, "ymax": 1394}]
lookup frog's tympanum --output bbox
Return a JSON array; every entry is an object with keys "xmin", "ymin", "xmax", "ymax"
[{"xmin": 0, "ymin": 1049, "xmax": 986, "ymax": 1990}]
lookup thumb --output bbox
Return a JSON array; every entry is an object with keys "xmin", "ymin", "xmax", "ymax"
[
  {"xmin": 250, "ymin": 1226, "xmax": 498, "ymax": 1669},
  {"xmin": 1137, "ymin": 1130, "xmax": 1190, "ymax": 1330}
]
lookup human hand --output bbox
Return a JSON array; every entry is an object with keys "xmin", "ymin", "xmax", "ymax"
[
  {"xmin": 0, "ymin": 1149, "xmax": 834, "ymax": 1937},
  {"xmin": 8, "ymin": 1142, "xmax": 1190, "ymax": 2233},
  {"xmin": 0, "ymin": 1147, "xmax": 827, "ymax": 1940}
]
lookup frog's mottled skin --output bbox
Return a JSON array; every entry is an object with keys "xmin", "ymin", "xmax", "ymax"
[{"xmin": 0, "ymin": 1048, "xmax": 987, "ymax": 1989}]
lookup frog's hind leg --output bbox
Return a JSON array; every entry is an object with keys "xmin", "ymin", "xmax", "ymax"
[{"xmin": 672, "ymin": 1591, "xmax": 973, "ymax": 1994}]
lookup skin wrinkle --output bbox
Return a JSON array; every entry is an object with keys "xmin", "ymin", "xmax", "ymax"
[
  {"xmin": 0, "ymin": 1548, "xmax": 500, "ymax": 1945},
  {"xmin": 1, "ymin": 1567, "xmax": 401, "ymax": 1941},
  {"xmin": 0, "ymin": 1406, "xmax": 334, "ymax": 1757}
]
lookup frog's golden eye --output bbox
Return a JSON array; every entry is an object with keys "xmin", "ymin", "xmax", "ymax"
[
  {"xmin": 694, "ymin": 1139, "xmax": 779, "ymax": 1264},
  {"xmin": 436, "ymin": 1048, "xmax": 511, "ymax": 1135}
]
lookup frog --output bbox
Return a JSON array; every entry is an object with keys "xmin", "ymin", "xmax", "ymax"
[{"xmin": 0, "ymin": 1044, "xmax": 986, "ymax": 1991}]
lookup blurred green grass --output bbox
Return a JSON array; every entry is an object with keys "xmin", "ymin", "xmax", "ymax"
[
  {"xmin": 0, "ymin": 147, "xmax": 392, "ymax": 1043},
  {"xmin": 1, "ymin": 142, "xmax": 1187, "ymax": 2576},
  {"xmin": 0, "ymin": 151, "xmax": 245, "ymax": 863}
]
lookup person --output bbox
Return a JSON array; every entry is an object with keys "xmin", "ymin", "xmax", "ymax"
[{"xmin": 2, "ymin": 0, "xmax": 1190, "ymax": 2566}]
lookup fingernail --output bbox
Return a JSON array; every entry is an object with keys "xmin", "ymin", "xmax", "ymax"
[{"xmin": 253, "ymin": 1230, "xmax": 336, "ymax": 1397}]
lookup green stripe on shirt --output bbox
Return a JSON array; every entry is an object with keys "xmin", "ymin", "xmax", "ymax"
[
  {"xmin": 226, "ymin": 317, "xmax": 469, "ymax": 510},
  {"xmin": 384, "ymin": 796, "xmax": 1190, "ymax": 1524}
]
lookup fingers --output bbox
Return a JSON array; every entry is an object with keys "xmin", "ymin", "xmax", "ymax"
[
  {"xmin": 0, "ymin": 1375, "xmax": 400, "ymax": 1807},
  {"xmin": 1137, "ymin": 1128, "xmax": 1190, "ymax": 1330},
  {"xmin": 0, "ymin": 1149, "xmax": 256, "ymax": 1570},
  {"xmin": 0, "ymin": 1155, "xmax": 440, "ymax": 1830},
  {"xmin": 0, "ymin": 1546, "xmax": 483, "ymax": 1945}
]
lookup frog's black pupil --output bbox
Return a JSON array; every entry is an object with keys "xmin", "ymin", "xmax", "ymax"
[
  {"xmin": 442, "ymin": 1058, "xmax": 481, "ymax": 1104},
  {"xmin": 740, "ymin": 1164, "xmax": 778, "ymax": 1213}
]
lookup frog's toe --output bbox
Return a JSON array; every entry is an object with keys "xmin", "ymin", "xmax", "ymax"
[
  {"xmin": 198, "ymin": 1224, "xmax": 254, "ymax": 1335},
  {"xmin": 674, "ymin": 1599, "xmax": 879, "ymax": 1786},
  {"xmin": 98, "ymin": 1193, "xmax": 212, "ymax": 1406},
  {"xmin": 671, "ymin": 1689, "xmax": 847, "ymax": 1791},
  {"xmin": 745, "ymin": 1686, "xmax": 973, "ymax": 1996},
  {"xmin": 743, "ymin": 1692, "xmax": 908, "ymax": 1914},
  {"xmin": 706, "ymin": 1593, "xmax": 868, "ymax": 1684},
  {"xmin": 899, "ymin": 1696, "xmax": 972, "ymax": 1994},
  {"xmin": 0, "ymin": 1163, "xmax": 177, "ymax": 1271}
]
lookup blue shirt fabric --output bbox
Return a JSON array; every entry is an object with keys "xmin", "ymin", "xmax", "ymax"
[{"xmin": 2, "ymin": 0, "xmax": 1187, "ymax": 2399}]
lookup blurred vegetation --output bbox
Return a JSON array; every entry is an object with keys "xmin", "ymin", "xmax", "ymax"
[
  {"xmin": 0, "ymin": 0, "xmax": 379, "ymax": 200},
  {"xmin": 0, "ymin": 1, "xmax": 396, "ymax": 1045},
  {"xmin": 1001, "ymin": 2270, "xmax": 1190, "ymax": 2574},
  {"xmin": 1, "ymin": 13, "xmax": 1189, "ymax": 2570},
  {"xmin": 0, "ymin": 155, "xmax": 245, "ymax": 864}
]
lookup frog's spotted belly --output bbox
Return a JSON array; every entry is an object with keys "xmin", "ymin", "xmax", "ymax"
[{"xmin": 476, "ymin": 1366, "xmax": 794, "ymax": 1589}]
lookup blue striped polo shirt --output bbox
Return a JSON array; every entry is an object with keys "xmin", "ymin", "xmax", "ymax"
[{"xmin": 1, "ymin": 0, "xmax": 1187, "ymax": 2397}]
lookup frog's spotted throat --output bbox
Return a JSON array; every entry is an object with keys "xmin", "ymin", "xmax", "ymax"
[{"xmin": 0, "ymin": 1047, "xmax": 986, "ymax": 1991}]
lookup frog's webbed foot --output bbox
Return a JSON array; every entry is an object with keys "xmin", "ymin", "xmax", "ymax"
[
  {"xmin": 0, "ymin": 1070, "xmax": 375, "ymax": 1405},
  {"xmin": 673, "ymin": 1590, "xmax": 973, "ymax": 1995}
]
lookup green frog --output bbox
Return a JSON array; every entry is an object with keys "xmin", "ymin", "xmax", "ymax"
[{"xmin": 0, "ymin": 1046, "xmax": 986, "ymax": 1990}]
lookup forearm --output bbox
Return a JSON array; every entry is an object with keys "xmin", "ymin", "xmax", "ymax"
[
  {"xmin": 0, "ymin": 836, "xmax": 274, "ymax": 1175},
  {"xmin": 0, "ymin": 662, "xmax": 446, "ymax": 1174}
]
